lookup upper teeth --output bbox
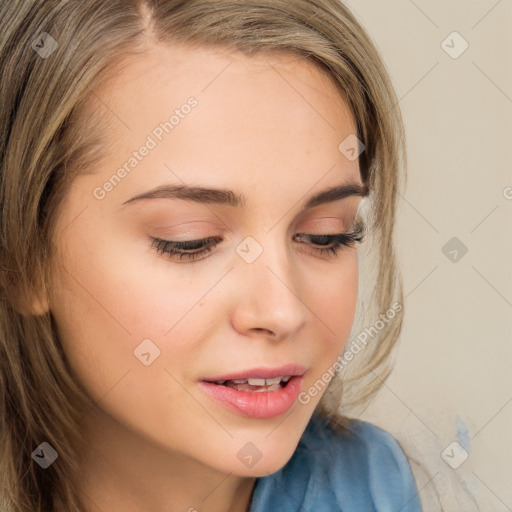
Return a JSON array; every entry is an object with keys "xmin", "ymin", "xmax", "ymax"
[{"xmin": 215, "ymin": 376, "xmax": 292, "ymax": 385}]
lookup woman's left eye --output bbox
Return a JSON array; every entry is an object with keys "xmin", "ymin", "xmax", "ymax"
[{"xmin": 150, "ymin": 222, "xmax": 365, "ymax": 263}]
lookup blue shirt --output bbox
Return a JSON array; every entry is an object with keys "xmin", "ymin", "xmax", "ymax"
[{"xmin": 249, "ymin": 414, "xmax": 422, "ymax": 511}]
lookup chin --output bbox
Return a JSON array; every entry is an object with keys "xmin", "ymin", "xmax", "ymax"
[
  {"xmin": 219, "ymin": 427, "xmax": 306, "ymax": 478},
  {"xmin": 230, "ymin": 453, "xmax": 296, "ymax": 478}
]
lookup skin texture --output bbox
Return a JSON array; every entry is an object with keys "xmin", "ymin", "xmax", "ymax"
[{"xmin": 44, "ymin": 41, "xmax": 365, "ymax": 512}]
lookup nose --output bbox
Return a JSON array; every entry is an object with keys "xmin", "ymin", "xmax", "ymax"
[{"xmin": 229, "ymin": 238, "xmax": 309, "ymax": 341}]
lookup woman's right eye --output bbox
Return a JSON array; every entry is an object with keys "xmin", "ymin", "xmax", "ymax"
[{"xmin": 150, "ymin": 236, "xmax": 222, "ymax": 262}]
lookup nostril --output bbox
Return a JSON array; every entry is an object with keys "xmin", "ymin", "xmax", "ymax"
[{"xmin": 252, "ymin": 327, "xmax": 275, "ymax": 336}]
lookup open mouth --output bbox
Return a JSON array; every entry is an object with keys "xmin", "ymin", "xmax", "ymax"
[
  {"xmin": 205, "ymin": 376, "xmax": 292, "ymax": 393},
  {"xmin": 198, "ymin": 365, "xmax": 306, "ymax": 418},
  {"xmin": 199, "ymin": 374, "xmax": 304, "ymax": 418}
]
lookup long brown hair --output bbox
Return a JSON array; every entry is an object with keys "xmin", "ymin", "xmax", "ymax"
[{"xmin": 0, "ymin": 1, "xmax": 406, "ymax": 510}]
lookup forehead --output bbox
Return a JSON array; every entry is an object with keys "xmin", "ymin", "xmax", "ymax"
[{"xmin": 81, "ymin": 42, "xmax": 361, "ymax": 203}]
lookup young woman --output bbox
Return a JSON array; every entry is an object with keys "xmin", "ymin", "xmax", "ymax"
[{"xmin": 0, "ymin": 1, "xmax": 422, "ymax": 511}]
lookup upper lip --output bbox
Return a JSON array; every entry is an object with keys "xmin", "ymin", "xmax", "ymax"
[{"xmin": 201, "ymin": 364, "xmax": 307, "ymax": 382}]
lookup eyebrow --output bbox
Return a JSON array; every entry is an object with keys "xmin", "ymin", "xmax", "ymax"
[{"xmin": 121, "ymin": 180, "xmax": 369, "ymax": 210}]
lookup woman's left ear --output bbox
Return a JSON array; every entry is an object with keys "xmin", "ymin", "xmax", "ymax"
[
  {"xmin": 1, "ymin": 271, "xmax": 50, "ymax": 316},
  {"xmin": 22, "ymin": 293, "xmax": 50, "ymax": 316}
]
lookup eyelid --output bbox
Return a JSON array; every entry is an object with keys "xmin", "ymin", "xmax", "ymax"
[
  {"xmin": 150, "ymin": 221, "xmax": 366, "ymax": 263},
  {"xmin": 150, "ymin": 219, "xmax": 223, "ymax": 236}
]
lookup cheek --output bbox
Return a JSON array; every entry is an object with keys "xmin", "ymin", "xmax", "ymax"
[
  {"xmin": 48, "ymin": 229, "xmax": 209, "ymax": 405},
  {"xmin": 307, "ymin": 251, "xmax": 359, "ymax": 362},
  {"xmin": 316, "ymin": 250, "xmax": 359, "ymax": 324},
  {"xmin": 48, "ymin": 244, "xmax": 208, "ymax": 448},
  {"xmin": 321, "ymin": 257, "xmax": 359, "ymax": 318}
]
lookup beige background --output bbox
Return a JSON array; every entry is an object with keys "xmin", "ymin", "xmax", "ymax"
[{"xmin": 341, "ymin": 1, "xmax": 512, "ymax": 510}]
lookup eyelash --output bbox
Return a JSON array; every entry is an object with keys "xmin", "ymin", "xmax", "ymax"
[{"xmin": 150, "ymin": 222, "xmax": 366, "ymax": 263}]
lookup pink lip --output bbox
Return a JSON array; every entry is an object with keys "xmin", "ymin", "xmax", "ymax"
[
  {"xmin": 201, "ymin": 364, "xmax": 307, "ymax": 382},
  {"xmin": 198, "ymin": 364, "xmax": 307, "ymax": 419},
  {"xmin": 198, "ymin": 375, "xmax": 304, "ymax": 419}
]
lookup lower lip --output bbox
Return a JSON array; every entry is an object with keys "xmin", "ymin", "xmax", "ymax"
[{"xmin": 198, "ymin": 376, "xmax": 304, "ymax": 419}]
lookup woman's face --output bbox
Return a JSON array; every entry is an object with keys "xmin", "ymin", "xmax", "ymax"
[{"xmin": 46, "ymin": 42, "xmax": 365, "ymax": 476}]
